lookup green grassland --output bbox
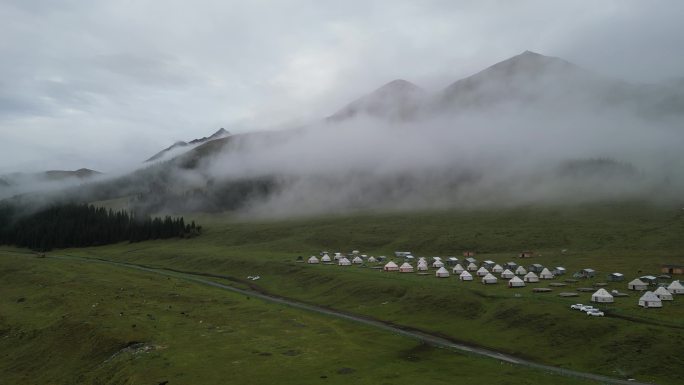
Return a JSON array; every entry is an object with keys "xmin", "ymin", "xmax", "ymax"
[
  {"xmin": 0, "ymin": 250, "xmax": 597, "ymax": 385},
  {"xmin": 4, "ymin": 201, "xmax": 684, "ymax": 384}
]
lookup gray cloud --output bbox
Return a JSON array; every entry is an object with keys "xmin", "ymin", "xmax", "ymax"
[{"xmin": 1, "ymin": 0, "xmax": 683, "ymax": 173}]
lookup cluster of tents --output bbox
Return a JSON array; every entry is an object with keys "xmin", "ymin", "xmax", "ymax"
[
  {"xmin": 622, "ymin": 278, "xmax": 683, "ymax": 308},
  {"xmin": 307, "ymin": 252, "xmax": 684, "ymax": 308}
]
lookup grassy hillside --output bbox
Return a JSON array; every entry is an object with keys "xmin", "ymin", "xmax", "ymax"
[
  {"xmin": 52, "ymin": 201, "xmax": 684, "ymax": 384},
  {"xmin": 0, "ymin": 250, "xmax": 595, "ymax": 385}
]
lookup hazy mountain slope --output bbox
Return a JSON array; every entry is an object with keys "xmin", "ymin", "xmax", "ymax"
[
  {"xmin": 145, "ymin": 128, "xmax": 230, "ymax": 162},
  {"xmin": 327, "ymin": 79, "xmax": 426, "ymax": 122}
]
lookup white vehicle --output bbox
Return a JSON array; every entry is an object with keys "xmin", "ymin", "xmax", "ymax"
[
  {"xmin": 587, "ymin": 309, "xmax": 604, "ymax": 317},
  {"xmin": 580, "ymin": 305, "xmax": 596, "ymax": 312},
  {"xmin": 570, "ymin": 304, "xmax": 584, "ymax": 310}
]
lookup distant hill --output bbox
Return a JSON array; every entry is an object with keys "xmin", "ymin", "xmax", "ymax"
[
  {"xmin": 44, "ymin": 168, "xmax": 102, "ymax": 180},
  {"xmin": 145, "ymin": 128, "xmax": 230, "ymax": 162},
  {"xmin": 327, "ymin": 79, "xmax": 426, "ymax": 122}
]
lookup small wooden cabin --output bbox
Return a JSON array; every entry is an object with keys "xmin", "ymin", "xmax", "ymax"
[{"xmin": 661, "ymin": 264, "xmax": 684, "ymax": 275}]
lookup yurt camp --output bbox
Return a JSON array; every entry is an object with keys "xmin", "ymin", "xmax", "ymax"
[
  {"xmin": 539, "ymin": 268, "xmax": 554, "ymax": 279},
  {"xmin": 515, "ymin": 266, "xmax": 527, "ymax": 275},
  {"xmin": 459, "ymin": 271, "xmax": 473, "ymax": 281},
  {"xmin": 368, "ymin": 256, "xmax": 377, "ymax": 263},
  {"xmin": 476, "ymin": 267, "xmax": 489, "ymax": 277},
  {"xmin": 383, "ymin": 261, "xmax": 399, "ymax": 272},
  {"xmin": 501, "ymin": 269, "xmax": 515, "ymax": 279},
  {"xmin": 417, "ymin": 262, "xmax": 428, "ymax": 271},
  {"xmin": 435, "ymin": 267, "xmax": 450, "ymax": 278},
  {"xmin": 508, "ymin": 276, "xmax": 525, "ymax": 288},
  {"xmin": 467, "ymin": 262, "xmax": 478, "ymax": 271},
  {"xmin": 591, "ymin": 288, "xmax": 614, "ymax": 303},
  {"xmin": 307, "ymin": 256, "xmax": 320, "ymax": 264},
  {"xmin": 352, "ymin": 256, "xmax": 363, "ymax": 264},
  {"xmin": 339, "ymin": 257, "xmax": 351, "ymax": 266},
  {"xmin": 482, "ymin": 273, "xmax": 498, "ymax": 284},
  {"xmin": 668, "ymin": 280, "xmax": 684, "ymax": 294},
  {"xmin": 524, "ymin": 272, "xmax": 540, "ymax": 283},
  {"xmin": 321, "ymin": 254, "xmax": 332, "ymax": 263},
  {"xmin": 492, "ymin": 264, "xmax": 503, "ymax": 273},
  {"xmin": 399, "ymin": 262, "xmax": 414, "ymax": 273},
  {"xmin": 433, "ymin": 260, "xmax": 445, "ymax": 268},
  {"xmin": 638, "ymin": 291, "xmax": 662, "ymax": 308},
  {"xmin": 654, "ymin": 286, "xmax": 673, "ymax": 301},
  {"xmin": 452, "ymin": 264, "xmax": 464, "ymax": 274},
  {"xmin": 628, "ymin": 278, "xmax": 648, "ymax": 291}
]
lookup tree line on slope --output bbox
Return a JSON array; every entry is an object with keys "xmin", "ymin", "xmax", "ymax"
[{"xmin": 0, "ymin": 203, "xmax": 200, "ymax": 251}]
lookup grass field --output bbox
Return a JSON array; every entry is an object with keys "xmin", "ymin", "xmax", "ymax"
[
  {"xmin": 3, "ymin": 201, "xmax": 684, "ymax": 384},
  {"xmin": 0, "ymin": 250, "xmax": 599, "ymax": 385}
]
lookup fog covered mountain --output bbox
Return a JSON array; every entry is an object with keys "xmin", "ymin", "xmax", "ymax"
[{"xmin": 3, "ymin": 51, "xmax": 683, "ymax": 218}]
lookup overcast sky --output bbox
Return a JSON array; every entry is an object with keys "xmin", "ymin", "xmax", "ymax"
[{"xmin": 1, "ymin": 0, "xmax": 683, "ymax": 173}]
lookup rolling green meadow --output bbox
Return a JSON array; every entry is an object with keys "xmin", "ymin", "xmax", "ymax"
[{"xmin": 2, "ymin": 201, "xmax": 684, "ymax": 384}]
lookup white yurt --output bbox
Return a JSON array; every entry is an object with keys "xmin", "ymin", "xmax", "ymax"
[
  {"xmin": 352, "ymin": 250, "xmax": 360, "ymax": 255},
  {"xmin": 333, "ymin": 252, "xmax": 343, "ymax": 260},
  {"xmin": 323, "ymin": 253, "xmax": 332, "ymax": 260},
  {"xmin": 321, "ymin": 254, "xmax": 332, "ymax": 263},
  {"xmin": 368, "ymin": 256, "xmax": 377, "ymax": 263},
  {"xmin": 459, "ymin": 271, "xmax": 473, "ymax": 281},
  {"xmin": 383, "ymin": 261, "xmax": 399, "ymax": 271},
  {"xmin": 638, "ymin": 291, "xmax": 662, "ymax": 308},
  {"xmin": 515, "ymin": 266, "xmax": 527, "ymax": 275},
  {"xmin": 417, "ymin": 262, "xmax": 428, "ymax": 271},
  {"xmin": 467, "ymin": 262, "xmax": 478, "ymax": 271},
  {"xmin": 433, "ymin": 256, "xmax": 442, "ymax": 261},
  {"xmin": 476, "ymin": 267, "xmax": 489, "ymax": 277},
  {"xmin": 307, "ymin": 256, "xmax": 320, "ymax": 264},
  {"xmin": 338, "ymin": 257, "xmax": 351, "ymax": 266},
  {"xmin": 452, "ymin": 264, "xmax": 464, "ymax": 274},
  {"xmin": 500, "ymin": 269, "xmax": 515, "ymax": 279},
  {"xmin": 435, "ymin": 267, "xmax": 450, "ymax": 278},
  {"xmin": 667, "ymin": 280, "xmax": 684, "ymax": 294},
  {"xmin": 482, "ymin": 273, "xmax": 498, "ymax": 284},
  {"xmin": 399, "ymin": 262, "xmax": 414, "ymax": 273},
  {"xmin": 628, "ymin": 278, "xmax": 648, "ymax": 291},
  {"xmin": 433, "ymin": 260, "xmax": 445, "ymax": 268},
  {"xmin": 654, "ymin": 286, "xmax": 673, "ymax": 301},
  {"xmin": 508, "ymin": 276, "xmax": 526, "ymax": 288},
  {"xmin": 492, "ymin": 264, "xmax": 503, "ymax": 273},
  {"xmin": 524, "ymin": 272, "xmax": 539, "ymax": 283},
  {"xmin": 352, "ymin": 256, "xmax": 363, "ymax": 264},
  {"xmin": 539, "ymin": 268, "xmax": 554, "ymax": 279},
  {"xmin": 591, "ymin": 288, "xmax": 614, "ymax": 303}
]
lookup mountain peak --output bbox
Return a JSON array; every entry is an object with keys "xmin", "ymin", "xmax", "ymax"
[
  {"xmin": 145, "ymin": 128, "xmax": 230, "ymax": 163},
  {"xmin": 327, "ymin": 79, "xmax": 425, "ymax": 122}
]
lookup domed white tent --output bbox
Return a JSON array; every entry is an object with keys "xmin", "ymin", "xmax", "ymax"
[
  {"xmin": 452, "ymin": 264, "xmax": 464, "ymax": 274},
  {"xmin": 307, "ymin": 256, "xmax": 319, "ymax": 264},
  {"xmin": 501, "ymin": 269, "xmax": 515, "ymax": 279},
  {"xmin": 515, "ymin": 266, "xmax": 527, "ymax": 275},
  {"xmin": 476, "ymin": 267, "xmax": 489, "ymax": 277},
  {"xmin": 368, "ymin": 256, "xmax": 377, "ymax": 263},
  {"xmin": 352, "ymin": 256, "xmax": 363, "ymax": 264},
  {"xmin": 339, "ymin": 257, "xmax": 351, "ymax": 266},
  {"xmin": 352, "ymin": 250, "xmax": 360, "ymax": 255},
  {"xmin": 667, "ymin": 280, "xmax": 684, "ymax": 294},
  {"xmin": 628, "ymin": 278, "xmax": 648, "ymax": 291},
  {"xmin": 400, "ymin": 262, "xmax": 414, "ymax": 273},
  {"xmin": 435, "ymin": 267, "xmax": 450, "ymax": 278},
  {"xmin": 591, "ymin": 288, "xmax": 614, "ymax": 303},
  {"xmin": 321, "ymin": 254, "xmax": 332, "ymax": 263},
  {"xmin": 459, "ymin": 271, "xmax": 473, "ymax": 281},
  {"xmin": 417, "ymin": 261, "xmax": 428, "ymax": 271},
  {"xmin": 654, "ymin": 286, "xmax": 673, "ymax": 301},
  {"xmin": 508, "ymin": 276, "xmax": 525, "ymax": 288},
  {"xmin": 467, "ymin": 262, "xmax": 478, "ymax": 271},
  {"xmin": 524, "ymin": 272, "xmax": 539, "ymax": 283},
  {"xmin": 492, "ymin": 264, "xmax": 503, "ymax": 273},
  {"xmin": 638, "ymin": 291, "xmax": 662, "ymax": 308},
  {"xmin": 383, "ymin": 261, "xmax": 399, "ymax": 271},
  {"xmin": 539, "ymin": 268, "xmax": 554, "ymax": 279},
  {"xmin": 433, "ymin": 260, "xmax": 445, "ymax": 268},
  {"xmin": 482, "ymin": 273, "xmax": 498, "ymax": 284}
]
